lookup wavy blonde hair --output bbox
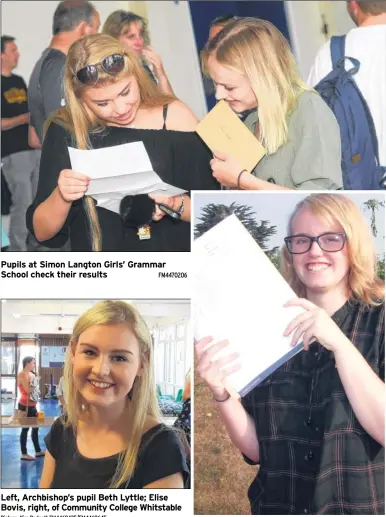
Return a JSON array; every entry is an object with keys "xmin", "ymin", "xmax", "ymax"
[
  {"xmin": 201, "ymin": 17, "xmax": 314, "ymax": 155},
  {"xmin": 63, "ymin": 300, "xmax": 161, "ymax": 488},
  {"xmin": 49, "ymin": 34, "xmax": 175, "ymax": 251},
  {"xmin": 281, "ymin": 194, "xmax": 384, "ymax": 305}
]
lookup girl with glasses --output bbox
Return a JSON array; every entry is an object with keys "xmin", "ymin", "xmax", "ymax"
[
  {"xmin": 26, "ymin": 34, "xmax": 218, "ymax": 251},
  {"xmin": 196, "ymin": 193, "xmax": 384, "ymax": 514},
  {"xmin": 201, "ymin": 18, "xmax": 343, "ymax": 190},
  {"xmin": 40, "ymin": 301, "xmax": 188, "ymax": 489}
]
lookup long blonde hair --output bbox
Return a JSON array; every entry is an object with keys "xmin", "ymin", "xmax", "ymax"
[
  {"xmin": 63, "ymin": 300, "xmax": 161, "ymax": 488},
  {"xmin": 281, "ymin": 194, "xmax": 385, "ymax": 305},
  {"xmin": 201, "ymin": 17, "xmax": 313, "ymax": 155},
  {"xmin": 50, "ymin": 34, "xmax": 175, "ymax": 251}
]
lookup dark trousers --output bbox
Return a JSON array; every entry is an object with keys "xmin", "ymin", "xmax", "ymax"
[{"xmin": 18, "ymin": 403, "xmax": 41, "ymax": 454}]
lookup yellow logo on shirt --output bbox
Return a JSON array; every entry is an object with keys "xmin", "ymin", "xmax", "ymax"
[{"xmin": 4, "ymin": 87, "xmax": 27, "ymax": 104}]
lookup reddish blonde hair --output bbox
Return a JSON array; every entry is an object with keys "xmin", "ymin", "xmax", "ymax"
[{"xmin": 281, "ymin": 194, "xmax": 384, "ymax": 305}]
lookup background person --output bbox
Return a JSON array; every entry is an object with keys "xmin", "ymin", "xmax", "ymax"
[
  {"xmin": 196, "ymin": 193, "xmax": 384, "ymax": 514},
  {"xmin": 56, "ymin": 375, "xmax": 66, "ymax": 415},
  {"xmin": 17, "ymin": 356, "xmax": 45, "ymax": 461},
  {"xmin": 27, "ymin": 0, "xmax": 100, "ymax": 252},
  {"xmin": 28, "ymin": 0, "xmax": 100, "ymax": 145},
  {"xmin": 26, "ymin": 34, "xmax": 218, "ymax": 252},
  {"xmin": 103, "ymin": 10, "xmax": 173, "ymax": 96},
  {"xmin": 201, "ymin": 18, "xmax": 343, "ymax": 191},
  {"xmin": 208, "ymin": 14, "xmax": 239, "ymax": 41},
  {"xmin": 308, "ymin": 0, "xmax": 386, "ymax": 169},
  {"xmin": 1, "ymin": 35, "xmax": 40, "ymax": 251},
  {"xmin": 40, "ymin": 301, "xmax": 189, "ymax": 488}
]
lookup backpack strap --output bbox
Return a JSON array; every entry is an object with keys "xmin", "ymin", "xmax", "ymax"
[{"xmin": 330, "ymin": 35, "xmax": 345, "ymax": 69}]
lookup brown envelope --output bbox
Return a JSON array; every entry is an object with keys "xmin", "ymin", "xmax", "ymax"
[{"xmin": 196, "ymin": 100, "xmax": 266, "ymax": 173}]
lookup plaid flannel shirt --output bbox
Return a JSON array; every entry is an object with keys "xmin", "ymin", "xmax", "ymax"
[{"xmin": 242, "ymin": 300, "xmax": 385, "ymax": 515}]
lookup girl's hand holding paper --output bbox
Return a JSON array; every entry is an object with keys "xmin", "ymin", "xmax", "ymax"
[
  {"xmin": 195, "ymin": 336, "xmax": 241, "ymax": 400},
  {"xmin": 57, "ymin": 169, "xmax": 90, "ymax": 203},
  {"xmin": 284, "ymin": 298, "xmax": 350, "ymax": 353},
  {"xmin": 210, "ymin": 149, "xmax": 245, "ymax": 188}
]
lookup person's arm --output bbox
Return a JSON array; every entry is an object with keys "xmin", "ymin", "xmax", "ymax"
[
  {"xmin": 39, "ymin": 450, "xmax": 56, "ymax": 488},
  {"xmin": 58, "ymin": 396, "xmax": 65, "ymax": 407},
  {"xmin": 28, "ymin": 122, "xmax": 89, "ymax": 243},
  {"xmin": 149, "ymin": 193, "xmax": 191, "ymax": 223},
  {"xmin": 307, "ymin": 41, "xmax": 332, "ymax": 87},
  {"xmin": 142, "ymin": 46, "xmax": 174, "ymax": 96},
  {"xmin": 1, "ymin": 113, "xmax": 29, "ymax": 131},
  {"xmin": 33, "ymin": 183, "xmax": 78, "ymax": 242},
  {"xmin": 144, "ymin": 472, "xmax": 183, "ymax": 489},
  {"xmin": 195, "ymin": 337, "xmax": 260, "ymax": 463},
  {"xmin": 288, "ymin": 94, "xmax": 342, "ymax": 190},
  {"xmin": 239, "ymin": 173, "xmax": 292, "ymax": 190},
  {"xmin": 165, "ymin": 100, "xmax": 198, "ymax": 131},
  {"xmin": 210, "ymin": 150, "xmax": 291, "ymax": 190},
  {"xmin": 28, "ymin": 125, "xmax": 41, "ymax": 149},
  {"xmin": 285, "ymin": 298, "xmax": 385, "ymax": 446},
  {"xmin": 335, "ymin": 341, "xmax": 385, "ymax": 446}
]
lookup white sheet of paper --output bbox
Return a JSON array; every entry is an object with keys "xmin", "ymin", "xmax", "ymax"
[
  {"xmin": 193, "ymin": 214, "xmax": 306, "ymax": 396},
  {"xmin": 68, "ymin": 142, "xmax": 186, "ymax": 210}
]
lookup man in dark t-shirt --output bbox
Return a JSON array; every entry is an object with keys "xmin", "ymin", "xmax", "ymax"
[
  {"xmin": 28, "ymin": 0, "xmax": 100, "ymax": 144},
  {"xmin": 1, "ymin": 35, "xmax": 39, "ymax": 251},
  {"xmin": 26, "ymin": 0, "xmax": 100, "ymax": 252}
]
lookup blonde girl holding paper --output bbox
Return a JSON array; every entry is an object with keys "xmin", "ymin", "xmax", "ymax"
[
  {"xmin": 27, "ymin": 34, "xmax": 218, "ymax": 252},
  {"xmin": 201, "ymin": 18, "xmax": 343, "ymax": 190}
]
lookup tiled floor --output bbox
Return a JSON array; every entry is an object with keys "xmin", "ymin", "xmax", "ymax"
[{"xmin": 1, "ymin": 399, "xmax": 59, "ymax": 489}]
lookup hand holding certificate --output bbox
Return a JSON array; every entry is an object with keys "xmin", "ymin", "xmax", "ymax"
[
  {"xmin": 196, "ymin": 100, "xmax": 266, "ymax": 177},
  {"xmin": 194, "ymin": 214, "xmax": 307, "ymax": 397},
  {"xmin": 68, "ymin": 141, "xmax": 186, "ymax": 214}
]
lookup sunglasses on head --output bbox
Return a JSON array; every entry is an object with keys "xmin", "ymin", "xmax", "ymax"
[{"xmin": 75, "ymin": 53, "xmax": 125, "ymax": 85}]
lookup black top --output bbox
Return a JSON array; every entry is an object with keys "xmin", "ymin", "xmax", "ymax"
[
  {"xmin": 1, "ymin": 74, "xmax": 31, "ymax": 157},
  {"xmin": 45, "ymin": 420, "xmax": 189, "ymax": 489},
  {"xmin": 26, "ymin": 117, "xmax": 219, "ymax": 251},
  {"xmin": 242, "ymin": 300, "xmax": 385, "ymax": 515}
]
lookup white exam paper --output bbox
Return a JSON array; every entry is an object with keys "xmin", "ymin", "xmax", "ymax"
[
  {"xmin": 68, "ymin": 141, "xmax": 186, "ymax": 213},
  {"xmin": 193, "ymin": 214, "xmax": 306, "ymax": 396}
]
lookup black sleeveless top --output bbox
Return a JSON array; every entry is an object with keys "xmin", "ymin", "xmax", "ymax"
[
  {"xmin": 26, "ymin": 106, "xmax": 219, "ymax": 251},
  {"xmin": 45, "ymin": 420, "xmax": 189, "ymax": 488}
]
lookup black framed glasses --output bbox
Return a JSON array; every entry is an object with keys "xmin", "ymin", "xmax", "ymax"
[
  {"xmin": 75, "ymin": 54, "xmax": 125, "ymax": 85},
  {"xmin": 284, "ymin": 232, "xmax": 347, "ymax": 254}
]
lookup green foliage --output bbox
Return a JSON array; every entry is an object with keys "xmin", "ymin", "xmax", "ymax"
[
  {"xmin": 377, "ymin": 256, "xmax": 385, "ymax": 280},
  {"xmin": 194, "ymin": 202, "xmax": 277, "ymax": 251},
  {"xmin": 363, "ymin": 199, "xmax": 385, "ymax": 238}
]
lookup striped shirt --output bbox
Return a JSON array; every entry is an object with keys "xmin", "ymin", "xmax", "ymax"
[{"xmin": 242, "ymin": 299, "xmax": 385, "ymax": 515}]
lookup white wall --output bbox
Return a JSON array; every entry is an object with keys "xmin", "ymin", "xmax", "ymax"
[
  {"xmin": 1, "ymin": 299, "xmax": 190, "ymax": 333},
  {"xmin": 145, "ymin": 0, "xmax": 207, "ymax": 119},
  {"xmin": 285, "ymin": 1, "xmax": 327, "ymax": 80},
  {"xmin": 332, "ymin": 1, "xmax": 356, "ymax": 35}
]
